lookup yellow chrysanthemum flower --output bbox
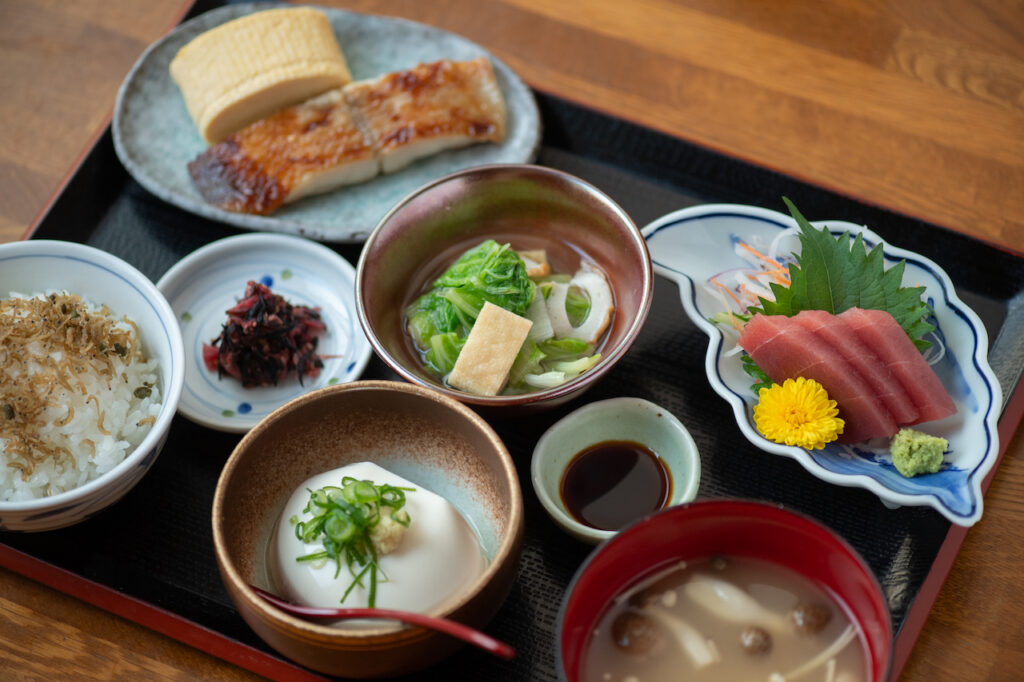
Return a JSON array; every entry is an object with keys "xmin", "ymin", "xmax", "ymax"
[{"xmin": 753, "ymin": 377, "xmax": 845, "ymax": 449}]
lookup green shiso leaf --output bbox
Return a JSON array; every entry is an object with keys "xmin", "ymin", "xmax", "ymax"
[{"xmin": 748, "ymin": 197, "xmax": 934, "ymax": 350}]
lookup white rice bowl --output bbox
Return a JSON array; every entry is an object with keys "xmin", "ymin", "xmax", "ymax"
[
  {"xmin": 0, "ymin": 240, "xmax": 184, "ymax": 531},
  {"xmin": 0, "ymin": 293, "xmax": 163, "ymax": 501}
]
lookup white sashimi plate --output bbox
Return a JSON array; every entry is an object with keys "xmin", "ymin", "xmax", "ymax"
[
  {"xmin": 643, "ymin": 204, "xmax": 1001, "ymax": 526},
  {"xmin": 156, "ymin": 233, "xmax": 371, "ymax": 432},
  {"xmin": 113, "ymin": 2, "xmax": 541, "ymax": 242}
]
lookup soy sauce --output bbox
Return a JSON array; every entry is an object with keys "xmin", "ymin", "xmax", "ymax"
[{"xmin": 559, "ymin": 440, "xmax": 672, "ymax": 531}]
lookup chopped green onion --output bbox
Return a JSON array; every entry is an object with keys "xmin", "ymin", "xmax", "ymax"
[{"xmin": 293, "ymin": 478, "xmax": 414, "ymax": 607}]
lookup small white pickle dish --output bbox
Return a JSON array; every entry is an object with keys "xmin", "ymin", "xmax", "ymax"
[{"xmin": 156, "ymin": 232, "xmax": 372, "ymax": 433}]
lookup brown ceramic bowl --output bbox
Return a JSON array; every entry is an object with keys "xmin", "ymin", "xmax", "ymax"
[
  {"xmin": 356, "ymin": 164, "xmax": 653, "ymax": 410},
  {"xmin": 212, "ymin": 380, "xmax": 524, "ymax": 678}
]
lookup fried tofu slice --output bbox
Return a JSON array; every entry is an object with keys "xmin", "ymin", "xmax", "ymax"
[
  {"xmin": 447, "ymin": 302, "xmax": 532, "ymax": 396},
  {"xmin": 344, "ymin": 57, "xmax": 507, "ymax": 174},
  {"xmin": 517, "ymin": 249, "xmax": 551, "ymax": 278}
]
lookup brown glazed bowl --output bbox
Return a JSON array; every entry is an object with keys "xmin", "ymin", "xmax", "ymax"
[
  {"xmin": 356, "ymin": 164, "xmax": 653, "ymax": 411},
  {"xmin": 212, "ymin": 380, "xmax": 524, "ymax": 678}
]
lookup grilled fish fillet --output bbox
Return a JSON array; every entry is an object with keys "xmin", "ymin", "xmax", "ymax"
[
  {"xmin": 344, "ymin": 57, "xmax": 506, "ymax": 173},
  {"xmin": 188, "ymin": 58, "xmax": 506, "ymax": 215},
  {"xmin": 188, "ymin": 88, "xmax": 376, "ymax": 215}
]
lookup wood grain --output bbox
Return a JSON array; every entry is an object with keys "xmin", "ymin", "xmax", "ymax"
[
  {"xmin": 0, "ymin": 567, "xmax": 259, "ymax": 680},
  {"xmin": 1, "ymin": 0, "xmax": 1023, "ymax": 680}
]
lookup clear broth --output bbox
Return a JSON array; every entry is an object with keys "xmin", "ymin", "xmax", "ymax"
[{"xmin": 584, "ymin": 556, "xmax": 868, "ymax": 682}]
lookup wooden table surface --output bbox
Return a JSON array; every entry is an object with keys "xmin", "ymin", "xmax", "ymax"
[{"xmin": 1, "ymin": 0, "xmax": 1022, "ymax": 679}]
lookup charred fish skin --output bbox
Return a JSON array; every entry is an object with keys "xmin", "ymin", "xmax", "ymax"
[
  {"xmin": 187, "ymin": 88, "xmax": 378, "ymax": 215},
  {"xmin": 188, "ymin": 139, "xmax": 285, "ymax": 215},
  {"xmin": 344, "ymin": 57, "xmax": 507, "ymax": 174}
]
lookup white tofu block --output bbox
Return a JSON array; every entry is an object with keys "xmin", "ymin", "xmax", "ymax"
[{"xmin": 448, "ymin": 302, "xmax": 533, "ymax": 396}]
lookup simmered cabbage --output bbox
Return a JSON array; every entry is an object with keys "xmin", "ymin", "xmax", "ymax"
[{"xmin": 405, "ymin": 240, "xmax": 607, "ymax": 393}]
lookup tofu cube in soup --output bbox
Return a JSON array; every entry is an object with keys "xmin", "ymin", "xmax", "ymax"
[{"xmin": 447, "ymin": 302, "xmax": 533, "ymax": 395}]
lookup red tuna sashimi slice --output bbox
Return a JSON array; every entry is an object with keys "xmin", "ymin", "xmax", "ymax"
[
  {"xmin": 792, "ymin": 310, "xmax": 919, "ymax": 426},
  {"xmin": 738, "ymin": 314, "xmax": 897, "ymax": 442},
  {"xmin": 839, "ymin": 308, "xmax": 956, "ymax": 424}
]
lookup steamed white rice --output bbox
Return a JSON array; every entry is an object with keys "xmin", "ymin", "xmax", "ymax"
[{"xmin": 0, "ymin": 292, "xmax": 162, "ymax": 501}]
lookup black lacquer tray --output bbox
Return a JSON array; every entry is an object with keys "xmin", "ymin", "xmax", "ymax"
[{"xmin": 4, "ymin": 2, "xmax": 1024, "ymax": 679}]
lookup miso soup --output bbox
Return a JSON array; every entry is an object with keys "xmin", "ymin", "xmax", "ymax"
[{"xmin": 584, "ymin": 556, "xmax": 867, "ymax": 682}]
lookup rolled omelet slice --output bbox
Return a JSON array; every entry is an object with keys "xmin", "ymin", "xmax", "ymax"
[{"xmin": 170, "ymin": 7, "xmax": 352, "ymax": 144}]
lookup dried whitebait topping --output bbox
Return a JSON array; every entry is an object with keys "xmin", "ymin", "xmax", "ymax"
[{"xmin": 0, "ymin": 292, "xmax": 142, "ymax": 477}]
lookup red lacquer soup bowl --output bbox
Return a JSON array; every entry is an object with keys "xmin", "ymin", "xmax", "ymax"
[{"xmin": 557, "ymin": 499, "xmax": 892, "ymax": 681}]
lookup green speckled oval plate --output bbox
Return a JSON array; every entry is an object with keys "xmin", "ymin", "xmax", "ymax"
[
  {"xmin": 155, "ymin": 233, "xmax": 372, "ymax": 432},
  {"xmin": 113, "ymin": 2, "xmax": 541, "ymax": 242}
]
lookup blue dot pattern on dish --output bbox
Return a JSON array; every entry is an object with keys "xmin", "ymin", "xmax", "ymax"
[
  {"xmin": 238, "ymin": 403, "xmax": 252, "ymax": 414},
  {"xmin": 347, "ymin": 362, "xmax": 356, "ymax": 374},
  {"xmin": 260, "ymin": 275, "xmax": 273, "ymax": 287}
]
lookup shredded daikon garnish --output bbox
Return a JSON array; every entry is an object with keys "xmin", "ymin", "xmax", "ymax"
[{"xmin": 704, "ymin": 231, "xmax": 798, "ymax": 320}]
